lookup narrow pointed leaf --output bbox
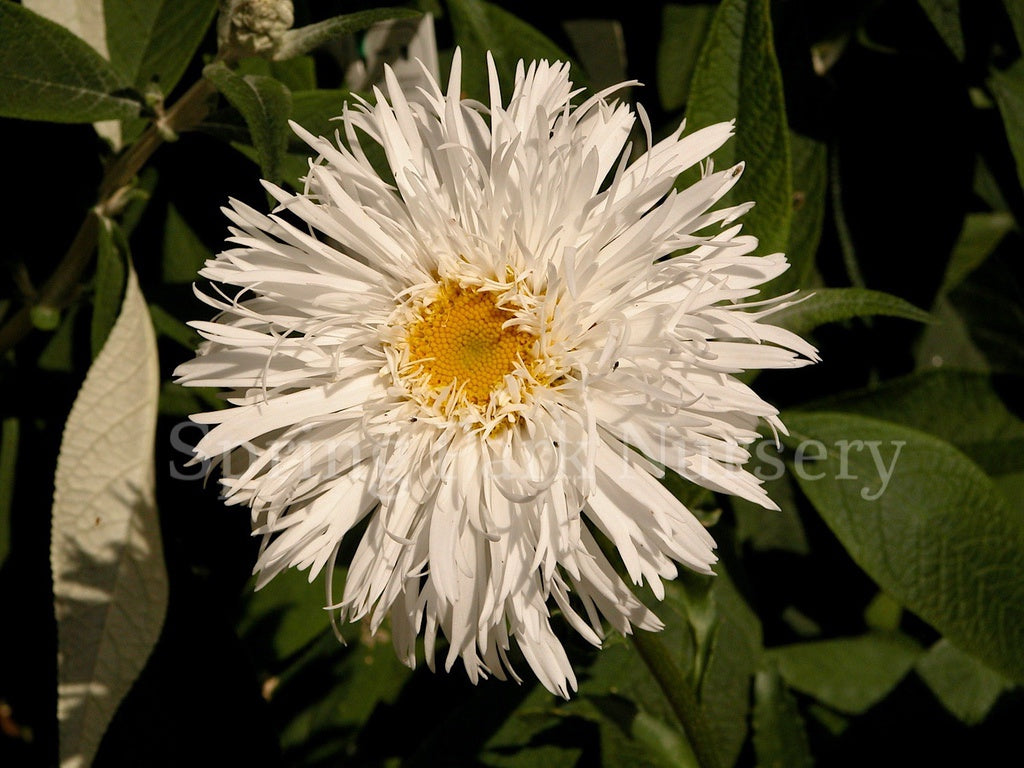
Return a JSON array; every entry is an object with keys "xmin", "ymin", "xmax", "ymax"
[
  {"xmin": 780, "ymin": 132, "xmax": 827, "ymax": 293},
  {"xmin": 770, "ymin": 288, "xmax": 930, "ymax": 336},
  {"xmin": 917, "ymin": 0, "xmax": 965, "ymax": 60},
  {"xmin": 685, "ymin": 0, "xmax": 791, "ymax": 256},
  {"xmin": 204, "ymin": 61, "xmax": 292, "ymax": 183},
  {"xmin": 90, "ymin": 216, "xmax": 127, "ymax": 359},
  {"xmin": 752, "ymin": 667, "xmax": 813, "ymax": 768},
  {"xmin": 273, "ymin": 8, "xmax": 421, "ymax": 61},
  {"xmin": 989, "ymin": 59, "xmax": 1024, "ymax": 190},
  {"xmin": 52, "ymin": 267, "xmax": 166, "ymax": 768},
  {"xmin": 657, "ymin": 3, "xmax": 714, "ymax": 112}
]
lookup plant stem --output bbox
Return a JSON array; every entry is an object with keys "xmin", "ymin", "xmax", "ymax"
[
  {"xmin": 0, "ymin": 77, "xmax": 218, "ymax": 355},
  {"xmin": 629, "ymin": 628, "xmax": 722, "ymax": 768},
  {"xmin": 592, "ymin": 533, "xmax": 720, "ymax": 767}
]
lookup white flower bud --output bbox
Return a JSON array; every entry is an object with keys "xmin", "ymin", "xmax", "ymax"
[{"xmin": 217, "ymin": 0, "xmax": 294, "ymax": 60}]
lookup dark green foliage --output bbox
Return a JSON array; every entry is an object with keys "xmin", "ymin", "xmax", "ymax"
[{"xmin": 2, "ymin": 2, "xmax": 1024, "ymax": 767}]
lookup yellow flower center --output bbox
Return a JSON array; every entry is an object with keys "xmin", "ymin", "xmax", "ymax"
[{"xmin": 406, "ymin": 285, "xmax": 536, "ymax": 406}]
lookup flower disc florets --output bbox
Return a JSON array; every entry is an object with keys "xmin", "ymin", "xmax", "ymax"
[
  {"xmin": 389, "ymin": 277, "xmax": 549, "ymax": 429},
  {"xmin": 176, "ymin": 50, "xmax": 817, "ymax": 698}
]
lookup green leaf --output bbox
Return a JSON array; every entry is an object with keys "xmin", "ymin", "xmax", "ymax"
[
  {"xmin": 238, "ymin": 568, "xmax": 330, "ymax": 664},
  {"xmin": 699, "ymin": 573, "xmax": 762, "ymax": 767},
  {"xmin": 582, "ymin": 568, "xmax": 761, "ymax": 768},
  {"xmin": 121, "ymin": 166, "xmax": 159, "ymax": 235},
  {"xmin": 565, "ymin": 695, "xmax": 697, "ymax": 768},
  {"xmin": 275, "ymin": 634, "xmax": 414, "ymax": 767},
  {"xmin": 289, "ymin": 89, "xmax": 351, "ymax": 144},
  {"xmin": 941, "ymin": 211, "xmax": 1014, "ymax": 294},
  {"xmin": 947, "ymin": 246, "xmax": 1024, "ymax": 376},
  {"xmin": 917, "ymin": 0, "xmax": 965, "ymax": 60},
  {"xmin": 733, "ymin": 468, "xmax": 809, "ymax": 555},
  {"xmin": 782, "ymin": 412, "xmax": 1024, "ymax": 684},
  {"xmin": 863, "ymin": 592, "xmax": 903, "ymax": 632},
  {"xmin": 686, "ymin": 0, "xmax": 791, "ymax": 256},
  {"xmin": 448, "ymin": 0, "xmax": 585, "ymax": 103},
  {"xmin": 915, "ymin": 296, "xmax": 990, "ymax": 372},
  {"xmin": 237, "ymin": 55, "xmax": 317, "ymax": 92},
  {"xmin": 916, "ymin": 639, "xmax": 1012, "ymax": 725},
  {"xmin": 148, "ymin": 304, "xmax": 200, "ymax": 349},
  {"xmin": 776, "ymin": 132, "xmax": 827, "ymax": 295},
  {"xmin": 767, "ymin": 633, "xmax": 921, "ymax": 714},
  {"xmin": 0, "ymin": 417, "xmax": 18, "ymax": 568},
  {"xmin": 204, "ymin": 61, "xmax": 292, "ymax": 183},
  {"xmin": 1003, "ymin": 0, "xmax": 1024, "ymax": 52},
  {"xmin": 563, "ymin": 19, "xmax": 628, "ymax": 91},
  {"xmin": 22, "ymin": 0, "xmax": 130, "ymax": 145},
  {"xmin": 104, "ymin": 0, "xmax": 217, "ymax": 93},
  {"xmin": 752, "ymin": 667, "xmax": 813, "ymax": 768},
  {"xmin": 770, "ymin": 287, "xmax": 930, "ymax": 336},
  {"xmin": 807, "ymin": 370, "xmax": 1024, "ymax": 476},
  {"xmin": 161, "ymin": 203, "xmax": 211, "ymax": 284},
  {"xmin": 657, "ymin": 4, "xmax": 715, "ymax": 113},
  {"xmin": 273, "ymin": 8, "xmax": 422, "ymax": 61},
  {"xmin": 989, "ymin": 59, "xmax": 1024, "ymax": 191},
  {"xmin": 157, "ymin": 380, "xmax": 215, "ymax": 417},
  {"xmin": 37, "ymin": 304, "xmax": 81, "ymax": 372},
  {"xmin": 51, "ymin": 266, "xmax": 166, "ymax": 768},
  {"xmin": 0, "ymin": 0, "xmax": 139, "ymax": 123},
  {"xmin": 91, "ymin": 216, "xmax": 127, "ymax": 358},
  {"xmin": 287, "ymin": 90, "xmax": 394, "ymax": 184}
]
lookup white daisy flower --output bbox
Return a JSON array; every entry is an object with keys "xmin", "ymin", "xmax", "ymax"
[{"xmin": 176, "ymin": 50, "xmax": 817, "ymax": 697}]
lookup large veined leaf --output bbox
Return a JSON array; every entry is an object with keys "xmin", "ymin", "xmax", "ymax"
[
  {"xmin": 51, "ymin": 267, "xmax": 166, "ymax": 768},
  {"xmin": 0, "ymin": 0, "xmax": 139, "ymax": 123},
  {"xmin": 783, "ymin": 412, "xmax": 1024, "ymax": 684},
  {"xmin": 686, "ymin": 0, "xmax": 791, "ymax": 256},
  {"xmin": 808, "ymin": 370, "xmax": 1024, "ymax": 476}
]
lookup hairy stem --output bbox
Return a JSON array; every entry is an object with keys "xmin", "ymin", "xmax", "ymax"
[
  {"xmin": 592, "ymin": 533, "xmax": 720, "ymax": 767},
  {"xmin": 629, "ymin": 628, "xmax": 721, "ymax": 768},
  {"xmin": 0, "ymin": 77, "xmax": 217, "ymax": 355}
]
